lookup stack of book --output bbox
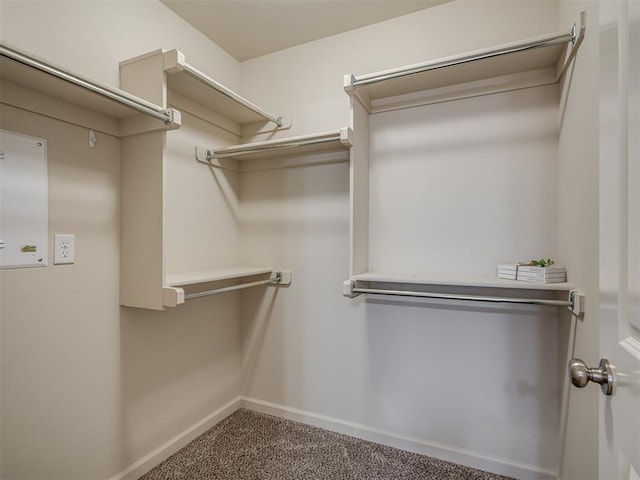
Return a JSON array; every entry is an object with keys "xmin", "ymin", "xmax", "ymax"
[{"xmin": 497, "ymin": 264, "xmax": 567, "ymax": 284}]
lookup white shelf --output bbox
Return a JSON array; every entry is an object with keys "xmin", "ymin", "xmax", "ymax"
[
  {"xmin": 207, "ymin": 128, "xmax": 352, "ymax": 162},
  {"xmin": 352, "ymin": 272, "xmax": 575, "ymax": 292},
  {"xmin": 344, "ymin": 20, "xmax": 585, "ymax": 112},
  {"xmin": 162, "ymin": 267, "xmax": 291, "ymax": 308},
  {"xmin": 162, "ymin": 49, "xmax": 282, "ymax": 127},
  {"xmin": 166, "ymin": 266, "xmax": 275, "ymax": 287}
]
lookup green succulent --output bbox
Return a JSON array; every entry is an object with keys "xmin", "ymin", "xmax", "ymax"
[{"xmin": 525, "ymin": 258, "xmax": 555, "ymax": 267}]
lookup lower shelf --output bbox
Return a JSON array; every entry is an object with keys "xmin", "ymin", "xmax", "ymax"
[
  {"xmin": 343, "ymin": 272, "xmax": 583, "ymax": 315},
  {"xmin": 166, "ymin": 266, "xmax": 275, "ymax": 287},
  {"xmin": 163, "ymin": 267, "xmax": 292, "ymax": 308},
  {"xmin": 350, "ymin": 271, "xmax": 575, "ymax": 291}
]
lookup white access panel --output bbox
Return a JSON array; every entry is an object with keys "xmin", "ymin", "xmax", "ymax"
[{"xmin": 0, "ymin": 130, "xmax": 48, "ymax": 268}]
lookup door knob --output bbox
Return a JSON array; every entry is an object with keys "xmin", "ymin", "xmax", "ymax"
[{"xmin": 569, "ymin": 358, "xmax": 615, "ymax": 396}]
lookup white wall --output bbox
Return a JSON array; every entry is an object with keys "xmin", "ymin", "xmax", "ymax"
[{"xmin": 239, "ymin": 1, "xmax": 566, "ymax": 478}]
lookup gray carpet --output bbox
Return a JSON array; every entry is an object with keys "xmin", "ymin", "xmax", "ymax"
[{"xmin": 140, "ymin": 408, "xmax": 515, "ymax": 480}]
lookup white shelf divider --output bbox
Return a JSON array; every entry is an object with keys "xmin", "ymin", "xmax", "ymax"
[{"xmin": 118, "ymin": 49, "xmax": 294, "ymax": 310}]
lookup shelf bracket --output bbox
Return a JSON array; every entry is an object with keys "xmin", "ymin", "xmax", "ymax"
[
  {"xmin": 343, "ymin": 280, "xmax": 361, "ymax": 298},
  {"xmin": 569, "ymin": 290, "xmax": 585, "ymax": 317}
]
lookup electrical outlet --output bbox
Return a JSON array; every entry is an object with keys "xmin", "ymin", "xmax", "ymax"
[{"xmin": 54, "ymin": 234, "xmax": 75, "ymax": 265}]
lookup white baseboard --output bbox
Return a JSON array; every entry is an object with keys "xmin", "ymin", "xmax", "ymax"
[
  {"xmin": 241, "ymin": 396, "xmax": 558, "ymax": 480},
  {"xmin": 109, "ymin": 396, "xmax": 243, "ymax": 480},
  {"xmin": 109, "ymin": 395, "xmax": 557, "ymax": 480}
]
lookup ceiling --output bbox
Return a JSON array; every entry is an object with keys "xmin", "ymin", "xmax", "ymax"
[{"xmin": 160, "ymin": 0, "xmax": 450, "ymax": 61}]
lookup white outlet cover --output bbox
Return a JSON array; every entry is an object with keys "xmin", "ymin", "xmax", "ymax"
[{"xmin": 54, "ymin": 234, "xmax": 75, "ymax": 265}]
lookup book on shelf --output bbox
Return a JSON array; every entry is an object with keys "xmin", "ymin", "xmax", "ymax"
[
  {"xmin": 497, "ymin": 273, "xmax": 566, "ymax": 283},
  {"xmin": 497, "ymin": 263, "xmax": 567, "ymax": 283},
  {"xmin": 497, "ymin": 264, "xmax": 566, "ymax": 274},
  {"xmin": 497, "ymin": 269, "xmax": 566, "ymax": 278}
]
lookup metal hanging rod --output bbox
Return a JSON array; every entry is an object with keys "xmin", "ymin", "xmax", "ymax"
[
  {"xmin": 181, "ymin": 62, "xmax": 283, "ymax": 127},
  {"xmin": 0, "ymin": 43, "xmax": 175, "ymax": 125},
  {"xmin": 352, "ymin": 285, "xmax": 571, "ymax": 307},
  {"xmin": 207, "ymin": 133, "xmax": 343, "ymax": 160},
  {"xmin": 351, "ymin": 27, "xmax": 577, "ymax": 89},
  {"xmin": 184, "ymin": 273, "xmax": 283, "ymax": 301}
]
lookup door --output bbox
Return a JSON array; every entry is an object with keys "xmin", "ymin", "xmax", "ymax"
[{"xmin": 598, "ymin": 0, "xmax": 640, "ymax": 478}]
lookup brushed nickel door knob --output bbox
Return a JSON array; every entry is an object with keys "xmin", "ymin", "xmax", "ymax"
[{"xmin": 569, "ymin": 358, "xmax": 615, "ymax": 396}]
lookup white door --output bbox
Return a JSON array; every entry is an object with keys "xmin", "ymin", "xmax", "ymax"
[{"xmin": 597, "ymin": 0, "xmax": 640, "ymax": 478}]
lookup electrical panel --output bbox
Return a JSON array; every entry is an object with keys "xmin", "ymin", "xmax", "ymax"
[{"xmin": 0, "ymin": 130, "xmax": 48, "ymax": 269}]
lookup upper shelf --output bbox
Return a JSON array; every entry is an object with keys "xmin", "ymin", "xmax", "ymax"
[
  {"xmin": 345, "ymin": 15, "xmax": 585, "ymax": 112},
  {"xmin": 0, "ymin": 43, "xmax": 180, "ymax": 136},
  {"xmin": 119, "ymin": 48, "xmax": 285, "ymax": 135},
  {"xmin": 204, "ymin": 128, "xmax": 352, "ymax": 163},
  {"xmin": 163, "ymin": 49, "xmax": 283, "ymax": 127}
]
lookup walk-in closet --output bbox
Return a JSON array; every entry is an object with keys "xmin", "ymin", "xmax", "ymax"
[{"xmin": 1, "ymin": 1, "xmax": 638, "ymax": 479}]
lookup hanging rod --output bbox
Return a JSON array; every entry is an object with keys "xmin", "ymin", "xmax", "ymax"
[
  {"xmin": 0, "ymin": 43, "xmax": 175, "ymax": 125},
  {"xmin": 207, "ymin": 131, "xmax": 348, "ymax": 160},
  {"xmin": 350, "ymin": 27, "xmax": 577, "ymax": 89},
  {"xmin": 184, "ymin": 272, "xmax": 285, "ymax": 301},
  {"xmin": 180, "ymin": 62, "xmax": 283, "ymax": 127},
  {"xmin": 351, "ymin": 285, "xmax": 571, "ymax": 307},
  {"xmin": 343, "ymin": 280, "xmax": 583, "ymax": 314}
]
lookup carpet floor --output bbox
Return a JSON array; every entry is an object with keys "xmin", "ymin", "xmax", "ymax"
[{"xmin": 140, "ymin": 408, "xmax": 515, "ymax": 480}]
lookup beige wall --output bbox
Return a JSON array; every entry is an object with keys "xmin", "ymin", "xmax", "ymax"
[
  {"xmin": 1, "ymin": 103, "xmax": 124, "ymax": 479},
  {"xmin": 0, "ymin": 102, "xmax": 244, "ymax": 479}
]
